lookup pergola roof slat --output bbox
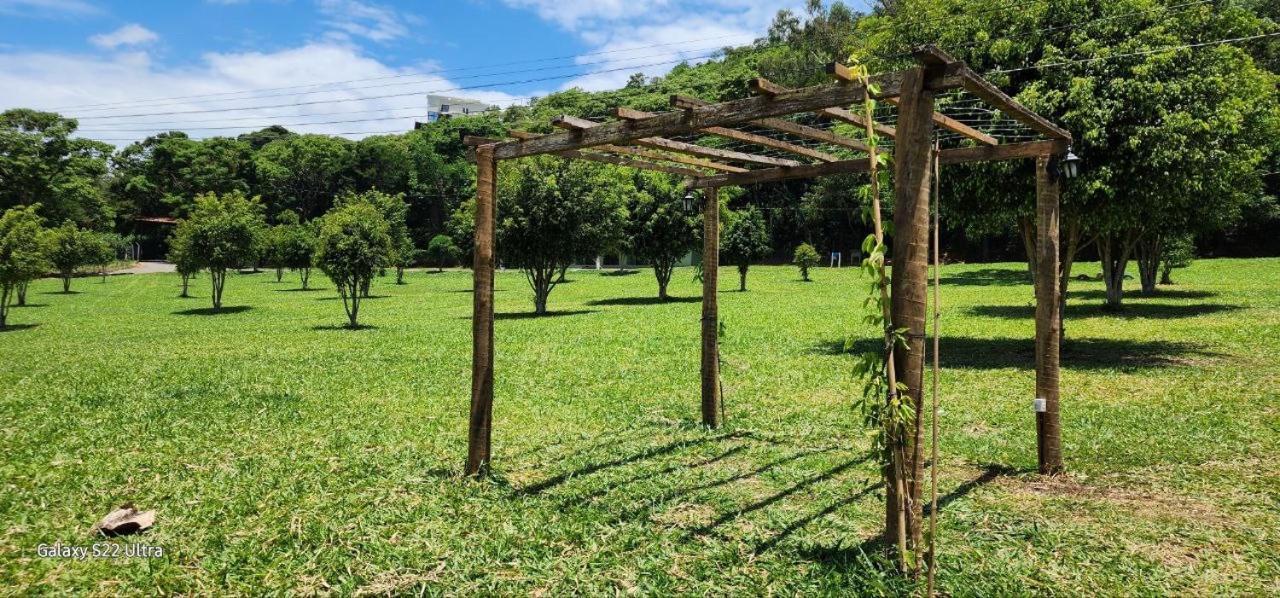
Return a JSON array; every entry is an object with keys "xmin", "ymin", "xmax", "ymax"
[
  {"xmin": 669, "ymin": 95, "xmax": 870, "ymax": 152},
  {"xmin": 956, "ymin": 66, "xmax": 1073, "ymax": 142},
  {"xmin": 553, "ymin": 114, "xmax": 800, "ymax": 167},
  {"xmin": 825, "ymin": 64, "xmax": 996, "ymax": 146},
  {"xmin": 615, "ymin": 106, "xmax": 838, "ymax": 163}
]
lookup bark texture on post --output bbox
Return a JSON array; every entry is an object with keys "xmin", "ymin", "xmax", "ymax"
[
  {"xmin": 887, "ymin": 66, "xmax": 935, "ymax": 550},
  {"xmin": 700, "ymin": 186, "xmax": 722, "ymax": 428},
  {"xmin": 466, "ymin": 146, "xmax": 497, "ymax": 477},
  {"xmin": 1035, "ymin": 155, "xmax": 1064, "ymax": 475}
]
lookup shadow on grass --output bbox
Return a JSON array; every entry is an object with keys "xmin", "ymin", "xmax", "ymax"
[
  {"xmin": 815, "ymin": 336, "xmax": 1217, "ymax": 370},
  {"xmin": 587, "ymin": 296, "xmax": 700, "ymax": 306},
  {"xmin": 13, "ymin": 303, "xmax": 48, "ymax": 308},
  {"xmin": 274, "ymin": 287, "xmax": 324, "ymax": 292},
  {"xmin": 968, "ymin": 302, "xmax": 1240, "ymax": 320},
  {"xmin": 939, "ymin": 268, "xmax": 1030, "ymax": 286},
  {"xmin": 1067, "ymin": 288, "xmax": 1218, "ymax": 301},
  {"xmin": 520, "ymin": 433, "xmax": 733, "ymax": 495},
  {"xmin": 40, "ymin": 290, "xmax": 82, "ymax": 295},
  {"xmin": 692, "ymin": 454, "xmax": 873, "ymax": 536},
  {"xmin": 601, "ymin": 269, "xmax": 640, "ymax": 277},
  {"xmin": 925, "ymin": 463, "xmax": 1022, "ymax": 516},
  {"xmin": 316, "ymin": 295, "xmax": 390, "ymax": 301},
  {"xmin": 172, "ymin": 306, "xmax": 253, "ymax": 316},
  {"xmin": 448, "ymin": 288, "xmax": 509, "ymax": 293},
  {"xmin": 493, "ymin": 309, "xmax": 597, "ymax": 320},
  {"xmin": 0, "ymin": 323, "xmax": 39, "ymax": 332},
  {"xmin": 753, "ymin": 479, "xmax": 883, "ymax": 555},
  {"xmin": 311, "ymin": 323, "xmax": 378, "ymax": 331}
]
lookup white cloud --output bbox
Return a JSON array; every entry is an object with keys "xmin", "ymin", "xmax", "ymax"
[
  {"xmin": 89, "ymin": 24, "xmax": 160, "ymax": 50},
  {"xmin": 0, "ymin": 0, "xmax": 100, "ymax": 17},
  {"xmin": 0, "ymin": 43, "xmax": 526, "ymax": 146},
  {"xmin": 317, "ymin": 0, "xmax": 414, "ymax": 43},
  {"xmin": 500, "ymin": 0, "xmax": 805, "ymax": 92}
]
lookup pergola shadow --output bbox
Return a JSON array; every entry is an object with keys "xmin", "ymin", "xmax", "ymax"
[{"xmin": 816, "ymin": 336, "xmax": 1218, "ymax": 370}]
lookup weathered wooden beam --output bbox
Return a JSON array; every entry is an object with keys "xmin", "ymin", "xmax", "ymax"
[
  {"xmin": 670, "ymin": 95, "xmax": 869, "ymax": 152},
  {"xmin": 884, "ymin": 97, "xmax": 998, "ymax": 146},
  {"xmin": 688, "ymin": 140, "xmax": 1065, "ymax": 188},
  {"xmin": 956, "ymin": 66, "xmax": 1072, "ymax": 141},
  {"xmin": 820, "ymin": 107, "xmax": 897, "ymax": 139},
  {"xmin": 554, "ymin": 114, "xmax": 797, "ymax": 167},
  {"xmin": 465, "ymin": 145, "xmax": 497, "ymax": 478},
  {"xmin": 737, "ymin": 78, "xmax": 893, "ymax": 143},
  {"xmin": 490, "ymin": 68, "xmax": 933, "ymax": 160},
  {"xmin": 1034, "ymin": 153, "xmax": 1064, "ymax": 475},
  {"xmin": 701, "ymin": 185, "xmax": 722, "ymax": 428},
  {"xmin": 617, "ymin": 106, "xmax": 836, "ymax": 162},
  {"xmin": 563, "ymin": 149, "xmax": 707, "ymax": 178},
  {"xmin": 513, "ymin": 129, "xmax": 743, "ymax": 173}
]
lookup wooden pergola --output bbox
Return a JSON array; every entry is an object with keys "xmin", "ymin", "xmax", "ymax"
[{"xmin": 463, "ymin": 46, "xmax": 1070, "ymax": 481}]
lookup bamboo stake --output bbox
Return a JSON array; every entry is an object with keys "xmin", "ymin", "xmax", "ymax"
[{"xmin": 926, "ymin": 141, "xmax": 941, "ymax": 597}]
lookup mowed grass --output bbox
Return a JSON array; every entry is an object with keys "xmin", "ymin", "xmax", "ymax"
[{"xmin": 1, "ymin": 259, "xmax": 1278, "ymax": 595}]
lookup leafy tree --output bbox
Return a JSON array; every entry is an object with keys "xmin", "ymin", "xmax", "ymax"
[
  {"xmin": 314, "ymin": 201, "xmax": 392, "ymax": 328},
  {"xmin": 335, "ymin": 189, "xmax": 413, "ymax": 288},
  {"xmin": 254, "ymin": 134, "xmax": 355, "ymax": 220},
  {"xmin": 172, "ymin": 191, "xmax": 266, "ymax": 310},
  {"xmin": 625, "ymin": 172, "xmax": 698, "ymax": 301},
  {"xmin": 167, "ymin": 224, "xmax": 201, "ymax": 298},
  {"xmin": 0, "ymin": 205, "xmax": 47, "ymax": 328},
  {"xmin": 497, "ymin": 156, "xmax": 628, "ymax": 314},
  {"xmin": 269, "ymin": 211, "xmax": 317, "ymax": 290},
  {"xmin": 42, "ymin": 221, "xmax": 100, "ymax": 292},
  {"xmin": 723, "ymin": 205, "xmax": 772, "ymax": 291},
  {"xmin": 0, "ymin": 109, "xmax": 113, "ymax": 225},
  {"xmin": 426, "ymin": 234, "xmax": 459, "ymax": 272},
  {"xmin": 1159, "ymin": 234, "xmax": 1196, "ymax": 286},
  {"xmin": 109, "ymin": 133, "xmax": 255, "ymax": 226},
  {"xmin": 793, "ymin": 243, "xmax": 820, "ymax": 282},
  {"xmin": 88, "ymin": 232, "xmax": 120, "ymax": 282},
  {"xmin": 236, "ymin": 125, "xmax": 294, "ymax": 151}
]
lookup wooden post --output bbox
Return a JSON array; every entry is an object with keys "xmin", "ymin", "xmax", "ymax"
[
  {"xmin": 466, "ymin": 146, "xmax": 497, "ymax": 477},
  {"xmin": 1034, "ymin": 154, "xmax": 1064, "ymax": 475},
  {"xmin": 887, "ymin": 66, "xmax": 935, "ymax": 551},
  {"xmin": 700, "ymin": 186, "xmax": 722, "ymax": 428}
]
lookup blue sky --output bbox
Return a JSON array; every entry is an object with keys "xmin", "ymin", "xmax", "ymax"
[{"xmin": 0, "ymin": 0, "xmax": 871, "ymax": 144}]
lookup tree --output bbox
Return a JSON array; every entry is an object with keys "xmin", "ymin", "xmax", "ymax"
[
  {"xmin": 335, "ymin": 189, "xmax": 413, "ymax": 289},
  {"xmin": 87, "ymin": 232, "xmax": 120, "ymax": 282},
  {"xmin": 722, "ymin": 205, "xmax": 771, "ymax": 291},
  {"xmin": 625, "ymin": 172, "xmax": 698, "ymax": 301},
  {"xmin": 269, "ymin": 211, "xmax": 318, "ymax": 290},
  {"xmin": 426, "ymin": 234, "xmax": 459, "ymax": 272},
  {"xmin": 42, "ymin": 220, "xmax": 99, "ymax": 293},
  {"xmin": 172, "ymin": 191, "xmax": 266, "ymax": 310},
  {"xmin": 0, "ymin": 205, "xmax": 47, "ymax": 328},
  {"xmin": 497, "ymin": 157, "xmax": 628, "ymax": 314},
  {"xmin": 1159, "ymin": 234, "xmax": 1196, "ymax": 286},
  {"xmin": 254, "ymin": 134, "xmax": 355, "ymax": 220},
  {"xmin": 314, "ymin": 201, "xmax": 392, "ymax": 328},
  {"xmin": 793, "ymin": 243, "xmax": 820, "ymax": 281},
  {"xmin": 167, "ymin": 224, "xmax": 201, "ymax": 298},
  {"xmin": 0, "ymin": 109, "xmax": 113, "ymax": 225}
]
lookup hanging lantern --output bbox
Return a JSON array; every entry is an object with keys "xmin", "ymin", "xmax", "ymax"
[
  {"xmin": 683, "ymin": 192, "xmax": 697, "ymax": 214},
  {"xmin": 1060, "ymin": 147, "xmax": 1081, "ymax": 180}
]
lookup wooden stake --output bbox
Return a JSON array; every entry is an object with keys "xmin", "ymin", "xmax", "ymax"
[
  {"xmin": 927, "ymin": 142, "xmax": 942, "ymax": 597},
  {"xmin": 466, "ymin": 146, "xmax": 497, "ymax": 477},
  {"xmin": 701, "ymin": 186, "xmax": 722, "ymax": 428},
  {"xmin": 1034, "ymin": 155, "xmax": 1064, "ymax": 475}
]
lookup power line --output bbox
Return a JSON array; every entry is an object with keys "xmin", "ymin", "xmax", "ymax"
[
  {"xmin": 53, "ymin": 32, "xmax": 758, "ymax": 112},
  {"xmin": 990, "ymin": 30, "xmax": 1280, "ymax": 73}
]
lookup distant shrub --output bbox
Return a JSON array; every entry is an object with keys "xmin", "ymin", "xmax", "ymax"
[
  {"xmin": 314, "ymin": 201, "xmax": 392, "ymax": 328},
  {"xmin": 172, "ymin": 191, "xmax": 267, "ymax": 310},
  {"xmin": 793, "ymin": 243, "xmax": 820, "ymax": 282},
  {"xmin": 426, "ymin": 234, "xmax": 459, "ymax": 272},
  {"xmin": 42, "ymin": 220, "xmax": 99, "ymax": 293}
]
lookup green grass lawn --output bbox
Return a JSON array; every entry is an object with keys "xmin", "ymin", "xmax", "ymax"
[{"xmin": 1, "ymin": 259, "xmax": 1277, "ymax": 595}]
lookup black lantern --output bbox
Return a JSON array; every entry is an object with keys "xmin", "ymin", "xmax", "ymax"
[
  {"xmin": 683, "ymin": 192, "xmax": 697, "ymax": 214},
  {"xmin": 1059, "ymin": 147, "xmax": 1081, "ymax": 180}
]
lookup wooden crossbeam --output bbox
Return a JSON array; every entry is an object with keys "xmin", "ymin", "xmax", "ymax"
[
  {"xmin": 489, "ymin": 69, "xmax": 928, "ymax": 160},
  {"xmin": 688, "ymin": 139, "xmax": 1067, "ymax": 188},
  {"xmin": 615, "ymin": 107, "xmax": 836, "ymax": 163},
  {"xmin": 956, "ymin": 66, "xmax": 1072, "ymax": 141},
  {"xmin": 506, "ymin": 130, "xmax": 711, "ymax": 178},
  {"xmin": 819, "ymin": 107, "xmax": 898, "ymax": 139},
  {"xmin": 553, "ymin": 115, "xmax": 799, "ymax": 167},
  {"xmin": 826, "ymin": 65, "xmax": 996, "ymax": 145},
  {"xmin": 669, "ymin": 95, "xmax": 869, "ymax": 152}
]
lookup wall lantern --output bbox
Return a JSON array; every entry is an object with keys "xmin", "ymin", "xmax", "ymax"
[{"xmin": 1059, "ymin": 147, "xmax": 1081, "ymax": 180}]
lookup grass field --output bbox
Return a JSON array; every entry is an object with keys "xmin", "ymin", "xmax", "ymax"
[{"xmin": 1, "ymin": 259, "xmax": 1277, "ymax": 595}]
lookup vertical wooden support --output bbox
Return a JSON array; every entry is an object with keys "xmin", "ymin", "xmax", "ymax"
[
  {"xmin": 1035, "ymin": 155, "xmax": 1064, "ymax": 475},
  {"xmin": 466, "ymin": 146, "xmax": 497, "ymax": 477},
  {"xmin": 700, "ymin": 186, "xmax": 722, "ymax": 428},
  {"xmin": 887, "ymin": 66, "xmax": 935, "ymax": 550}
]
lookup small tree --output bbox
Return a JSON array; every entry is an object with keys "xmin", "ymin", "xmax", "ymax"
[
  {"xmin": 173, "ymin": 191, "xmax": 266, "ymax": 310},
  {"xmin": 426, "ymin": 234, "xmax": 459, "ymax": 272},
  {"xmin": 43, "ymin": 220, "xmax": 98, "ymax": 293},
  {"xmin": 1160, "ymin": 234, "xmax": 1195, "ymax": 286},
  {"xmin": 88, "ymin": 232, "xmax": 120, "ymax": 282},
  {"xmin": 315, "ymin": 201, "xmax": 392, "ymax": 328},
  {"xmin": 722, "ymin": 205, "xmax": 771, "ymax": 292},
  {"xmin": 793, "ymin": 243, "xmax": 820, "ymax": 282},
  {"xmin": 626, "ymin": 172, "xmax": 697, "ymax": 300},
  {"xmin": 335, "ymin": 189, "xmax": 411, "ymax": 289},
  {"xmin": 279, "ymin": 218, "xmax": 318, "ymax": 290},
  {"xmin": 167, "ymin": 225, "xmax": 201, "ymax": 298},
  {"xmin": 0, "ymin": 205, "xmax": 48, "ymax": 328}
]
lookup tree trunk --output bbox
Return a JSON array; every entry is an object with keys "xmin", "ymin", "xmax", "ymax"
[
  {"xmin": 738, "ymin": 265, "xmax": 748, "ymax": 291},
  {"xmin": 210, "ymin": 269, "xmax": 225, "ymax": 309},
  {"xmin": 701, "ymin": 186, "xmax": 722, "ymax": 429},
  {"xmin": 655, "ymin": 262, "xmax": 673, "ymax": 300},
  {"xmin": 180, "ymin": 274, "xmax": 190, "ymax": 298},
  {"xmin": 1160, "ymin": 262, "xmax": 1174, "ymax": 285},
  {"xmin": 276, "ymin": 267, "xmax": 283, "ymax": 283},
  {"xmin": 342, "ymin": 279, "xmax": 362, "ymax": 327},
  {"xmin": 360, "ymin": 277, "xmax": 371, "ymax": 298},
  {"xmin": 1136, "ymin": 233, "xmax": 1161, "ymax": 295},
  {"xmin": 301, "ymin": 268, "xmax": 311, "ymax": 290},
  {"xmin": 16, "ymin": 282, "xmax": 27, "ymax": 306},
  {"xmin": 1057, "ymin": 216, "xmax": 1084, "ymax": 340},
  {"xmin": 1019, "ymin": 215, "xmax": 1037, "ymax": 286},
  {"xmin": 886, "ymin": 65, "xmax": 934, "ymax": 564},
  {"xmin": 0, "ymin": 285, "xmax": 10, "ymax": 328},
  {"xmin": 801, "ymin": 266, "xmax": 810, "ymax": 282},
  {"xmin": 1099, "ymin": 232, "xmax": 1136, "ymax": 309},
  {"xmin": 396, "ymin": 266, "xmax": 406, "ymax": 285},
  {"xmin": 557, "ymin": 264, "xmax": 568, "ymax": 283},
  {"xmin": 62, "ymin": 274, "xmax": 72, "ymax": 293}
]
